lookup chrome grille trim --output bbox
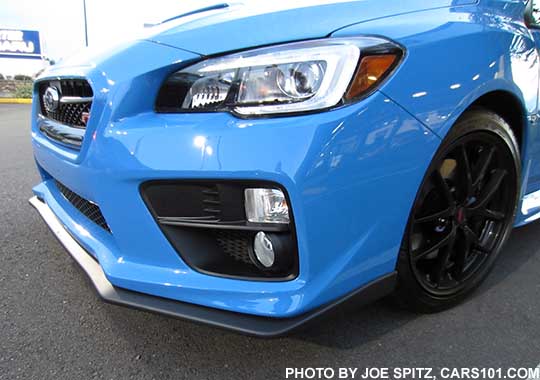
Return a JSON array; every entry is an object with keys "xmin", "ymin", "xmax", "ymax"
[
  {"xmin": 59, "ymin": 96, "xmax": 93, "ymax": 104},
  {"xmin": 37, "ymin": 115, "xmax": 85, "ymax": 148},
  {"xmin": 37, "ymin": 78, "xmax": 93, "ymax": 149}
]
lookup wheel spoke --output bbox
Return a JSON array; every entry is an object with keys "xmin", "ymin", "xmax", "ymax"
[
  {"xmin": 453, "ymin": 227, "xmax": 472, "ymax": 278},
  {"xmin": 457, "ymin": 144, "xmax": 473, "ymax": 199},
  {"xmin": 471, "ymin": 169, "xmax": 506, "ymax": 209},
  {"xmin": 462, "ymin": 225, "xmax": 479, "ymax": 243},
  {"xmin": 432, "ymin": 169, "xmax": 454, "ymax": 206},
  {"xmin": 408, "ymin": 131, "xmax": 514, "ymax": 295},
  {"xmin": 414, "ymin": 207, "xmax": 453, "ymax": 224},
  {"xmin": 412, "ymin": 226, "xmax": 456, "ymax": 261},
  {"xmin": 463, "ymin": 224, "xmax": 490, "ymax": 253},
  {"xmin": 431, "ymin": 228, "xmax": 457, "ymax": 286},
  {"xmin": 482, "ymin": 209, "xmax": 505, "ymax": 220},
  {"xmin": 472, "ymin": 146, "xmax": 495, "ymax": 191},
  {"xmin": 468, "ymin": 207, "xmax": 505, "ymax": 221}
]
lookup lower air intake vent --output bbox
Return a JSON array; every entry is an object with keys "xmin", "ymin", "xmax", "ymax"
[
  {"xmin": 213, "ymin": 230, "xmax": 253, "ymax": 265},
  {"xmin": 141, "ymin": 180, "xmax": 298, "ymax": 280},
  {"xmin": 55, "ymin": 180, "xmax": 110, "ymax": 232}
]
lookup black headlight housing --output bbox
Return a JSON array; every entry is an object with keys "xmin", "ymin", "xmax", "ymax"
[{"xmin": 156, "ymin": 37, "xmax": 403, "ymax": 117}]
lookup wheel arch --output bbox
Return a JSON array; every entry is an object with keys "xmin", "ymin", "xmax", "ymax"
[
  {"xmin": 458, "ymin": 90, "xmax": 528, "ymax": 156},
  {"xmin": 432, "ymin": 82, "xmax": 532, "ymax": 167},
  {"xmin": 393, "ymin": 108, "xmax": 522, "ymax": 311}
]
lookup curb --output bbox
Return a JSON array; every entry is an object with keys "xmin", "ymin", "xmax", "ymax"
[{"xmin": 0, "ymin": 98, "xmax": 32, "ymax": 104}]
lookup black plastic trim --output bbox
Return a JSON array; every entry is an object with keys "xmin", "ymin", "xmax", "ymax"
[
  {"xmin": 158, "ymin": 216, "xmax": 290, "ymax": 232},
  {"xmin": 140, "ymin": 179, "xmax": 299, "ymax": 281},
  {"xmin": 31, "ymin": 194, "xmax": 397, "ymax": 337}
]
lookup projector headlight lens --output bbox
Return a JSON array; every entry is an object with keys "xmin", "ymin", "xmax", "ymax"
[
  {"xmin": 245, "ymin": 188, "xmax": 289, "ymax": 224},
  {"xmin": 156, "ymin": 37, "xmax": 402, "ymax": 116}
]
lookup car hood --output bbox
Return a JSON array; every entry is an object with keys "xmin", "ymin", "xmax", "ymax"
[{"xmin": 144, "ymin": 0, "xmax": 473, "ymax": 56}]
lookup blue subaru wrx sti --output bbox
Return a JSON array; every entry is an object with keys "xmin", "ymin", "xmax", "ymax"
[{"xmin": 29, "ymin": 0, "xmax": 540, "ymax": 336}]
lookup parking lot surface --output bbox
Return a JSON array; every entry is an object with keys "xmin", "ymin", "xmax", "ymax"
[{"xmin": 1, "ymin": 104, "xmax": 540, "ymax": 379}]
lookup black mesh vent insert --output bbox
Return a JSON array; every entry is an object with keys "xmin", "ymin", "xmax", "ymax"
[
  {"xmin": 55, "ymin": 180, "xmax": 110, "ymax": 232},
  {"xmin": 213, "ymin": 230, "xmax": 253, "ymax": 265}
]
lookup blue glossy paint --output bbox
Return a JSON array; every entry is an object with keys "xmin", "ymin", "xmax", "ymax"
[
  {"xmin": 332, "ymin": 0, "xmax": 540, "ymax": 224},
  {"xmin": 31, "ymin": 0, "xmax": 540, "ymax": 318},
  {"xmin": 146, "ymin": 1, "xmax": 477, "ymax": 56}
]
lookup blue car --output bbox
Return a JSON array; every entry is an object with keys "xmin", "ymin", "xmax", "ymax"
[{"xmin": 29, "ymin": 0, "xmax": 540, "ymax": 336}]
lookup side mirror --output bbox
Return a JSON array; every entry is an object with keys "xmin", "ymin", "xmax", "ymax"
[{"xmin": 525, "ymin": 1, "xmax": 540, "ymax": 29}]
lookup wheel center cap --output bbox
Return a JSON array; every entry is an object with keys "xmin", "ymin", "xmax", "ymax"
[{"xmin": 456, "ymin": 207, "xmax": 466, "ymax": 224}]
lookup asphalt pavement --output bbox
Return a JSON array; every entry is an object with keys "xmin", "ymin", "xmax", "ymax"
[{"xmin": 1, "ymin": 104, "xmax": 540, "ymax": 379}]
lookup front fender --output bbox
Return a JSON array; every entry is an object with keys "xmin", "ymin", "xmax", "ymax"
[{"xmin": 332, "ymin": 1, "xmax": 537, "ymax": 141}]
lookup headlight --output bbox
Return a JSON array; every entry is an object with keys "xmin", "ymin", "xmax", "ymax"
[{"xmin": 156, "ymin": 37, "xmax": 403, "ymax": 116}]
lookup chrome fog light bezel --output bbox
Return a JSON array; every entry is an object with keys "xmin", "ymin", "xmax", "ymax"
[{"xmin": 252, "ymin": 231, "xmax": 276, "ymax": 268}]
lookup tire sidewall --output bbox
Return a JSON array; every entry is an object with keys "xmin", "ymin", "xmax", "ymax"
[{"xmin": 395, "ymin": 108, "xmax": 521, "ymax": 312}]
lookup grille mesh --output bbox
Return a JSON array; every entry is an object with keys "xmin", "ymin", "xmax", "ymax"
[
  {"xmin": 45, "ymin": 102, "xmax": 91, "ymax": 128},
  {"xmin": 39, "ymin": 79, "xmax": 93, "ymax": 128},
  {"xmin": 55, "ymin": 180, "xmax": 110, "ymax": 232},
  {"xmin": 213, "ymin": 230, "xmax": 253, "ymax": 265}
]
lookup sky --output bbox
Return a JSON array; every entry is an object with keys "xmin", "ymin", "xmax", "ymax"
[
  {"xmin": 0, "ymin": 0, "xmax": 347, "ymax": 77},
  {"xmin": 0, "ymin": 0, "xmax": 217, "ymax": 76}
]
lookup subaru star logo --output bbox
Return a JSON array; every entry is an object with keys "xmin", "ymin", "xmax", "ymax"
[{"xmin": 43, "ymin": 86, "xmax": 59, "ymax": 112}]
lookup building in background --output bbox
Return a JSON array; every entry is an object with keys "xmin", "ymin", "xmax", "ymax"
[
  {"xmin": 0, "ymin": 0, "xmax": 222, "ymax": 97},
  {"xmin": 0, "ymin": 28, "xmax": 48, "ymax": 78}
]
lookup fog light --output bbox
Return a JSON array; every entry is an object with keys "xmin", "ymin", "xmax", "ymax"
[
  {"xmin": 251, "ymin": 231, "xmax": 293, "ymax": 272},
  {"xmin": 253, "ymin": 231, "xmax": 275, "ymax": 268},
  {"xmin": 244, "ymin": 188, "xmax": 289, "ymax": 224}
]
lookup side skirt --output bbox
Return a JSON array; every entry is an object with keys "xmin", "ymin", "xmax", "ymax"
[{"xmin": 517, "ymin": 189, "xmax": 540, "ymax": 226}]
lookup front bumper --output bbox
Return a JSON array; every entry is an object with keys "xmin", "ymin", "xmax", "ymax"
[
  {"xmin": 30, "ymin": 195, "xmax": 396, "ymax": 337},
  {"xmin": 31, "ymin": 39, "xmax": 441, "ymax": 324}
]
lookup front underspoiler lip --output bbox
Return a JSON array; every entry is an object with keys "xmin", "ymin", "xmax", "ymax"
[{"xmin": 29, "ymin": 195, "xmax": 397, "ymax": 337}]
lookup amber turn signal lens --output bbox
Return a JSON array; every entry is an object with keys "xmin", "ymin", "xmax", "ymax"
[{"xmin": 345, "ymin": 54, "xmax": 399, "ymax": 100}]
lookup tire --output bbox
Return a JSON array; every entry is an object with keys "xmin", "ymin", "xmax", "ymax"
[{"xmin": 394, "ymin": 107, "xmax": 521, "ymax": 312}]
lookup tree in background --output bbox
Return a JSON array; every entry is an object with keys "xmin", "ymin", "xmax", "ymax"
[{"xmin": 14, "ymin": 81, "xmax": 32, "ymax": 98}]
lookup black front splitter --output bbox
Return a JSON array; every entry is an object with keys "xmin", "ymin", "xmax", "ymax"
[{"xmin": 30, "ymin": 195, "xmax": 397, "ymax": 337}]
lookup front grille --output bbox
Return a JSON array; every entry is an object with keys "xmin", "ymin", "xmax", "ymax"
[
  {"xmin": 45, "ymin": 102, "xmax": 91, "ymax": 128},
  {"xmin": 38, "ymin": 79, "xmax": 93, "ymax": 128},
  {"xmin": 55, "ymin": 180, "xmax": 110, "ymax": 232}
]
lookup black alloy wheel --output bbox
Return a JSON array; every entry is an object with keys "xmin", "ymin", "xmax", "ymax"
[{"xmin": 395, "ymin": 108, "xmax": 520, "ymax": 312}]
